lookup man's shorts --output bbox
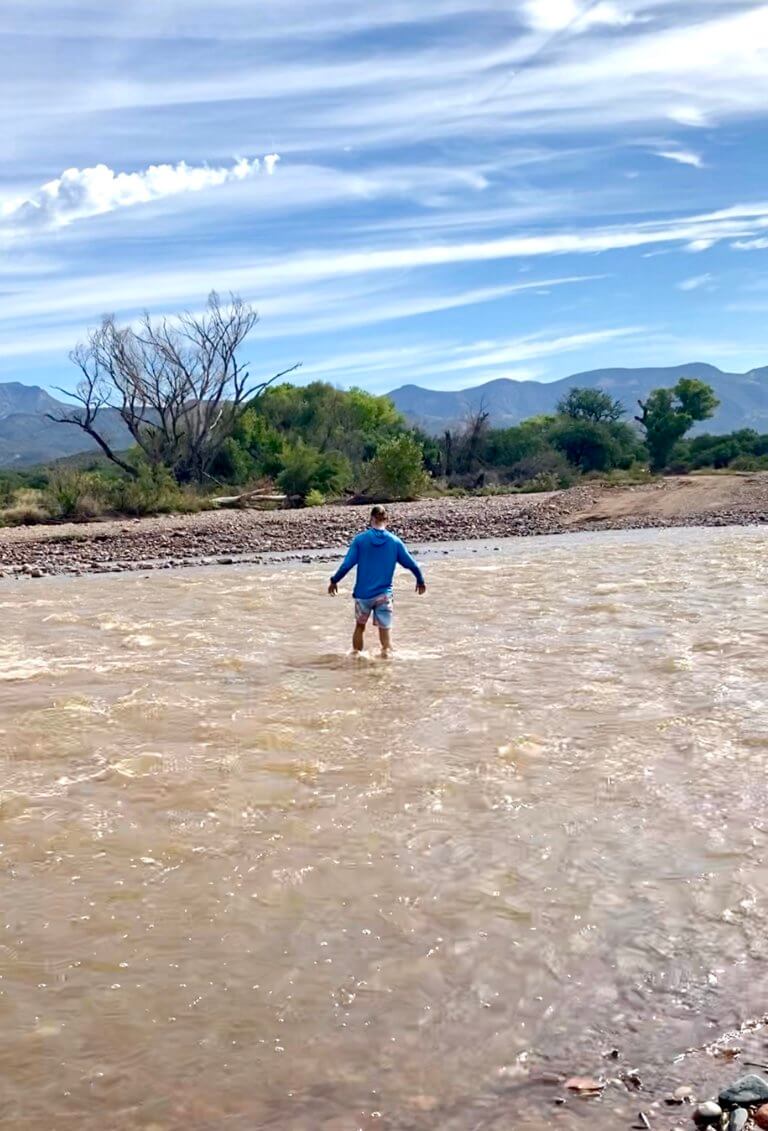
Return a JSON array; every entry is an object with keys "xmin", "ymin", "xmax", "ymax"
[{"xmin": 354, "ymin": 593, "xmax": 393, "ymax": 629}]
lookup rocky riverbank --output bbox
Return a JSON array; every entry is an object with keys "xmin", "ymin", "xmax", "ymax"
[{"xmin": 0, "ymin": 474, "xmax": 766, "ymax": 578}]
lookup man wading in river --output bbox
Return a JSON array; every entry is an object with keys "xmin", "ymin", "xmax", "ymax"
[{"xmin": 328, "ymin": 505, "xmax": 426, "ymax": 656}]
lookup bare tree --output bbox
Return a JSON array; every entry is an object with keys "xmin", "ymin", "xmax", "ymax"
[{"xmin": 48, "ymin": 292, "xmax": 299, "ymax": 483}]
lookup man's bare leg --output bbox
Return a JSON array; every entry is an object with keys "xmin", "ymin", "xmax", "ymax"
[
  {"xmin": 378, "ymin": 626, "xmax": 392, "ymax": 657},
  {"xmin": 353, "ymin": 623, "xmax": 366, "ymax": 652}
]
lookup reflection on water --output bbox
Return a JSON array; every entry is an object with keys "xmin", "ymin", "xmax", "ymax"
[{"xmin": 1, "ymin": 527, "xmax": 768, "ymax": 1130}]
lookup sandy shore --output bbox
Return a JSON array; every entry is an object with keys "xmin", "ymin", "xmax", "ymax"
[{"xmin": 1, "ymin": 473, "xmax": 767, "ymax": 577}]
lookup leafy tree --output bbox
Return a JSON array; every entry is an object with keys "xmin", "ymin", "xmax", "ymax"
[
  {"xmin": 254, "ymin": 382, "xmax": 402, "ymax": 466},
  {"xmin": 636, "ymin": 378, "xmax": 719, "ymax": 471},
  {"xmin": 557, "ymin": 387, "xmax": 625, "ymax": 423},
  {"xmin": 276, "ymin": 443, "xmax": 352, "ymax": 501},
  {"xmin": 549, "ymin": 418, "xmax": 639, "ymax": 473},
  {"xmin": 366, "ymin": 434, "xmax": 428, "ymax": 500},
  {"xmin": 484, "ymin": 418, "xmax": 553, "ymax": 468}
]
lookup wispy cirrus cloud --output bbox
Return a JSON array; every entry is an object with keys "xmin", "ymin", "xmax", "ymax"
[
  {"xmin": 3, "ymin": 199, "xmax": 768, "ymax": 327},
  {"xmin": 732, "ymin": 237, "xmax": 768, "ymax": 250},
  {"xmin": 521, "ymin": 0, "xmax": 633, "ymax": 33},
  {"xmin": 1, "ymin": 0, "xmax": 768, "ymax": 392},
  {"xmin": 0, "ymin": 155, "xmax": 278, "ymax": 233},
  {"xmin": 677, "ymin": 273, "xmax": 715, "ymax": 291},
  {"xmin": 654, "ymin": 149, "xmax": 704, "ymax": 169},
  {"xmin": 298, "ymin": 326, "xmax": 642, "ymax": 390}
]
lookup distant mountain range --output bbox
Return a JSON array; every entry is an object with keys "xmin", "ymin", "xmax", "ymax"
[
  {"xmin": 0, "ymin": 363, "xmax": 766, "ymax": 467},
  {"xmin": 0, "ymin": 384, "xmax": 132, "ymax": 468},
  {"xmin": 389, "ymin": 364, "xmax": 768, "ymax": 435}
]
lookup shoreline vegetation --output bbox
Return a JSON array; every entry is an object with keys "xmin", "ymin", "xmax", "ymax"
[
  {"xmin": 2, "ymin": 295, "xmax": 767, "ymax": 576},
  {"xmin": 1, "ymin": 473, "xmax": 766, "ymax": 578}
]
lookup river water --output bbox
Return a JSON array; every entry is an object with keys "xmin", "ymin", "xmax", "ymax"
[{"xmin": 2, "ymin": 526, "xmax": 768, "ymax": 1131}]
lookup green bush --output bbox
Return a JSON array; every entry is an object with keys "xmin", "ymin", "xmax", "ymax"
[
  {"xmin": 277, "ymin": 443, "xmax": 352, "ymax": 501},
  {"xmin": 729, "ymin": 454, "xmax": 768, "ymax": 471},
  {"xmin": 549, "ymin": 418, "xmax": 639, "ymax": 473},
  {"xmin": 509, "ymin": 449, "xmax": 575, "ymax": 488},
  {"xmin": 44, "ymin": 469, "xmax": 103, "ymax": 520},
  {"xmin": 107, "ymin": 466, "xmax": 185, "ymax": 516},
  {"xmin": 365, "ymin": 434, "xmax": 428, "ymax": 500},
  {"xmin": 304, "ymin": 488, "xmax": 326, "ymax": 508},
  {"xmin": 210, "ymin": 437, "xmax": 257, "ymax": 485}
]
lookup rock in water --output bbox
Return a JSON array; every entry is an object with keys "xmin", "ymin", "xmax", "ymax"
[
  {"xmin": 729, "ymin": 1108, "xmax": 748, "ymax": 1131},
  {"xmin": 693, "ymin": 1101, "xmax": 723, "ymax": 1124},
  {"xmin": 719, "ymin": 1076, "xmax": 768, "ymax": 1109}
]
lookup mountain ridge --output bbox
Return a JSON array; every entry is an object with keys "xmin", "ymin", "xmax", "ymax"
[
  {"xmin": 388, "ymin": 363, "xmax": 768, "ymax": 434},
  {"xmin": 0, "ymin": 364, "xmax": 766, "ymax": 466}
]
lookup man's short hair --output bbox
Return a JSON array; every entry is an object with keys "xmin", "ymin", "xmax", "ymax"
[{"xmin": 370, "ymin": 504, "xmax": 388, "ymax": 523}]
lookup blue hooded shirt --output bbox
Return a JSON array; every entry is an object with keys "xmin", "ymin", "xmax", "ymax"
[{"xmin": 331, "ymin": 527, "xmax": 424, "ymax": 600}]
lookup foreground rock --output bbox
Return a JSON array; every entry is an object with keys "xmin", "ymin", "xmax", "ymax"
[
  {"xmin": 0, "ymin": 474, "xmax": 766, "ymax": 579},
  {"xmin": 720, "ymin": 1076, "xmax": 768, "ymax": 1109}
]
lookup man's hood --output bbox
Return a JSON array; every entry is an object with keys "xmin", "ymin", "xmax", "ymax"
[{"xmin": 369, "ymin": 527, "xmax": 389, "ymax": 545}]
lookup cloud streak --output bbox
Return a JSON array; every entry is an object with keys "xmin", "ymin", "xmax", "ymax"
[
  {"xmin": 654, "ymin": 149, "xmax": 704, "ymax": 169},
  {"xmin": 522, "ymin": 0, "xmax": 633, "ymax": 33},
  {"xmin": 677, "ymin": 273, "xmax": 715, "ymax": 291},
  {"xmin": 1, "ymin": 155, "xmax": 278, "ymax": 233}
]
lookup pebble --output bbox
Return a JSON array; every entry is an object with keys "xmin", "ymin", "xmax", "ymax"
[
  {"xmin": 667, "ymin": 1086, "xmax": 695, "ymax": 1105},
  {"xmin": 728, "ymin": 1108, "xmax": 748, "ymax": 1131},
  {"xmin": 719, "ymin": 1076, "xmax": 768, "ymax": 1109},
  {"xmin": 693, "ymin": 1101, "xmax": 723, "ymax": 1124},
  {"xmin": 756, "ymin": 1105, "xmax": 768, "ymax": 1131}
]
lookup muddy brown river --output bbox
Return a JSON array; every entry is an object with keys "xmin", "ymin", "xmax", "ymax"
[{"xmin": 2, "ymin": 527, "xmax": 768, "ymax": 1130}]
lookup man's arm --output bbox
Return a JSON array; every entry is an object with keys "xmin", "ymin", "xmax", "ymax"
[
  {"xmin": 328, "ymin": 537, "xmax": 359, "ymax": 594},
  {"xmin": 396, "ymin": 540, "xmax": 426, "ymax": 593}
]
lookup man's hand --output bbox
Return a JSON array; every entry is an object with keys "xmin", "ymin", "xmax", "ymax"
[
  {"xmin": 416, "ymin": 582, "xmax": 427, "ymax": 595},
  {"xmin": 328, "ymin": 579, "xmax": 338, "ymax": 596}
]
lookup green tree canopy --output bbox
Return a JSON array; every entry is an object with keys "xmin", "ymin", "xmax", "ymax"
[
  {"xmin": 549, "ymin": 418, "xmax": 640, "ymax": 473},
  {"xmin": 636, "ymin": 378, "xmax": 719, "ymax": 471},
  {"xmin": 557, "ymin": 387, "xmax": 625, "ymax": 424}
]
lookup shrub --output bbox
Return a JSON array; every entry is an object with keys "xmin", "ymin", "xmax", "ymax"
[
  {"xmin": 729, "ymin": 454, "xmax": 768, "ymax": 471},
  {"xmin": 510, "ymin": 449, "xmax": 575, "ymax": 488},
  {"xmin": 526, "ymin": 472, "xmax": 563, "ymax": 493},
  {"xmin": 107, "ymin": 466, "xmax": 185, "ymax": 516},
  {"xmin": 304, "ymin": 488, "xmax": 326, "ymax": 508},
  {"xmin": 277, "ymin": 444, "xmax": 352, "ymax": 501},
  {"xmin": 2, "ymin": 489, "xmax": 52, "ymax": 526},
  {"xmin": 2, "ymin": 505, "xmax": 51, "ymax": 526},
  {"xmin": 210, "ymin": 437, "xmax": 256, "ymax": 484},
  {"xmin": 44, "ymin": 469, "xmax": 104, "ymax": 520},
  {"xmin": 365, "ymin": 434, "xmax": 428, "ymax": 500}
]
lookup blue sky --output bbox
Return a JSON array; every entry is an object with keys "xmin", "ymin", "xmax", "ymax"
[{"xmin": 1, "ymin": 0, "xmax": 768, "ymax": 396}]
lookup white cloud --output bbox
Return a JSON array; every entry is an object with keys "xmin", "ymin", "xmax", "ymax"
[
  {"xmin": 298, "ymin": 326, "xmax": 641, "ymax": 388},
  {"xmin": 6, "ymin": 2, "xmax": 766, "ymax": 168},
  {"xmin": 522, "ymin": 0, "xmax": 632, "ymax": 33},
  {"xmin": 677, "ymin": 273, "xmax": 714, "ymax": 291},
  {"xmin": 654, "ymin": 149, "xmax": 704, "ymax": 169},
  {"xmin": 667, "ymin": 105, "xmax": 710, "ymax": 128},
  {"xmin": 2, "ymin": 198, "xmax": 768, "ymax": 328},
  {"xmin": 0, "ymin": 156, "xmax": 278, "ymax": 233},
  {"xmin": 732, "ymin": 238, "xmax": 768, "ymax": 250}
]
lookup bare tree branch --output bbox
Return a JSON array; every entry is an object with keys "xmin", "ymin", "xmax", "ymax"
[{"xmin": 50, "ymin": 293, "xmax": 297, "ymax": 483}]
